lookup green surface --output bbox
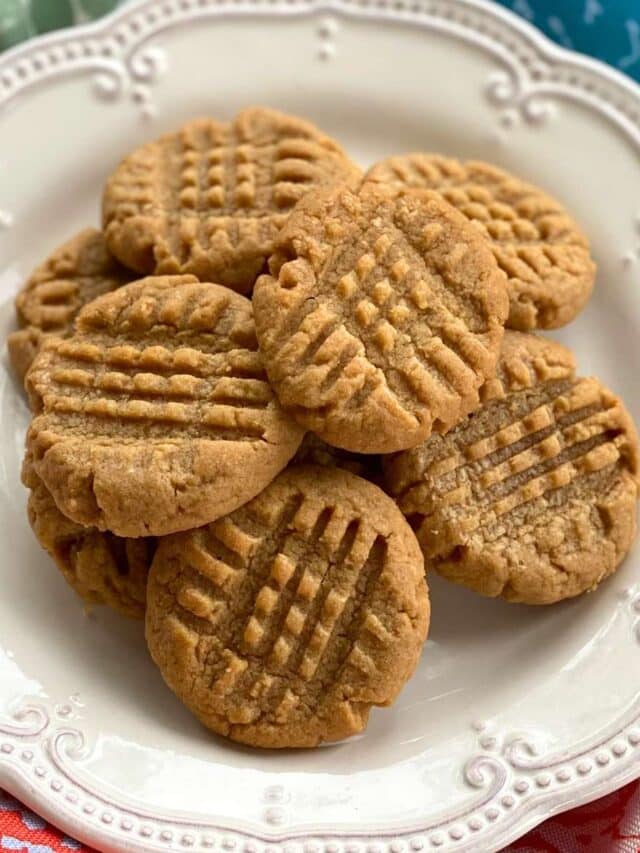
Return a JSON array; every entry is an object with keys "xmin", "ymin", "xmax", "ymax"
[
  {"xmin": 78, "ymin": 0, "xmax": 119, "ymax": 17},
  {"xmin": 30, "ymin": 0, "xmax": 74, "ymax": 34},
  {"xmin": 0, "ymin": 1, "xmax": 36, "ymax": 50},
  {"xmin": 0, "ymin": 0, "xmax": 120, "ymax": 51}
]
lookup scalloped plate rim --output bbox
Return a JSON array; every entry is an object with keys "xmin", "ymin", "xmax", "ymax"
[
  {"xmin": 0, "ymin": 1, "xmax": 639, "ymax": 851},
  {"xmin": 0, "ymin": 0, "xmax": 638, "ymax": 102}
]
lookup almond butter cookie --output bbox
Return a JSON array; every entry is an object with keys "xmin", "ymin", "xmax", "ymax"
[
  {"xmin": 103, "ymin": 108, "xmax": 359, "ymax": 293},
  {"xmin": 145, "ymin": 465, "xmax": 429, "ymax": 748},
  {"xmin": 23, "ymin": 452, "xmax": 151, "ymax": 619},
  {"xmin": 7, "ymin": 228, "xmax": 131, "ymax": 382},
  {"xmin": 26, "ymin": 275, "xmax": 304, "ymax": 537},
  {"xmin": 365, "ymin": 155, "xmax": 596, "ymax": 331},
  {"xmin": 384, "ymin": 332, "xmax": 639, "ymax": 604},
  {"xmin": 253, "ymin": 181, "xmax": 508, "ymax": 453}
]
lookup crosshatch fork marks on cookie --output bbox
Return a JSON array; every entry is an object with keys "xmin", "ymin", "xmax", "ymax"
[
  {"xmin": 168, "ymin": 494, "xmax": 389, "ymax": 703},
  {"xmin": 254, "ymin": 182, "xmax": 508, "ymax": 452},
  {"xmin": 103, "ymin": 109, "xmax": 359, "ymax": 290},
  {"xmin": 271, "ymin": 227, "xmax": 494, "ymax": 409},
  {"xmin": 365, "ymin": 155, "xmax": 595, "ymax": 331},
  {"xmin": 27, "ymin": 280, "xmax": 280, "ymax": 443},
  {"xmin": 152, "ymin": 493, "xmax": 416, "ymax": 736},
  {"xmin": 393, "ymin": 377, "xmax": 636, "ymax": 554},
  {"xmin": 325, "ymin": 228, "xmax": 493, "ymax": 402},
  {"xmin": 31, "ymin": 346, "xmax": 274, "ymax": 442},
  {"xmin": 146, "ymin": 466, "xmax": 429, "ymax": 745},
  {"xmin": 25, "ymin": 278, "xmax": 304, "ymax": 537},
  {"xmin": 157, "ymin": 121, "xmax": 345, "ymax": 223},
  {"xmin": 369, "ymin": 156, "xmax": 583, "ymax": 247}
]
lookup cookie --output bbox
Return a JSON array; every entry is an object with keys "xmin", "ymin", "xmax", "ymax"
[
  {"xmin": 145, "ymin": 465, "xmax": 429, "ymax": 748},
  {"xmin": 22, "ymin": 453, "xmax": 151, "ymax": 618},
  {"xmin": 253, "ymin": 181, "xmax": 508, "ymax": 453},
  {"xmin": 26, "ymin": 275, "xmax": 304, "ymax": 537},
  {"xmin": 384, "ymin": 332, "xmax": 639, "ymax": 604},
  {"xmin": 292, "ymin": 432, "xmax": 376, "ymax": 479},
  {"xmin": 365, "ymin": 155, "xmax": 596, "ymax": 331},
  {"xmin": 7, "ymin": 228, "xmax": 131, "ymax": 382},
  {"xmin": 102, "ymin": 108, "xmax": 359, "ymax": 293}
]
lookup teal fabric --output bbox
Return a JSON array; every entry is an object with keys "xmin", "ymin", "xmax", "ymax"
[
  {"xmin": 502, "ymin": 1, "xmax": 640, "ymax": 80},
  {"xmin": 0, "ymin": 0, "xmax": 639, "ymax": 83}
]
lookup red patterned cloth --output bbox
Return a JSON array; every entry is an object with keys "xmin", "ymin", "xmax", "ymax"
[
  {"xmin": 1, "ymin": 782, "xmax": 640, "ymax": 852},
  {"xmin": 0, "ymin": 787, "xmax": 91, "ymax": 850},
  {"xmin": 506, "ymin": 781, "xmax": 640, "ymax": 852}
]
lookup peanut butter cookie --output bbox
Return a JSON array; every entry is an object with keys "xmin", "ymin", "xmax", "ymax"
[
  {"xmin": 23, "ymin": 452, "xmax": 151, "ymax": 619},
  {"xmin": 365, "ymin": 155, "xmax": 596, "ymax": 331},
  {"xmin": 26, "ymin": 276, "xmax": 304, "ymax": 537},
  {"xmin": 7, "ymin": 228, "xmax": 131, "ymax": 382},
  {"xmin": 384, "ymin": 332, "xmax": 639, "ymax": 604},
  {"xmin": 103, "ymin": 108, "xmax": 359, "ymax": 293},
  {"xmin": 145, "ymin": 466, "xmax": 429, "ymax": 748},
  {"xmin": 253, "ymin": 181, "xmax": 508, "ymax": 453}
]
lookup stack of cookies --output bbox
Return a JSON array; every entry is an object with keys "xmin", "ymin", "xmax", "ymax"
[{"xmin": 10, "ymin": 107, "xmax": 639, "ymax": 749}]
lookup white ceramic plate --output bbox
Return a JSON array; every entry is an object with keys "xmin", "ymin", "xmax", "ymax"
[{"xmin": 1, "ymin": 1, "xmax": 639, "ymax": 851}]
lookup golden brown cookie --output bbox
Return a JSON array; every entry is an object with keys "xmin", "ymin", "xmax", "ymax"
[
  {"xmin": 253, "ymin": 181, "xmax": 508, "ymax": 454},
  {"xmin": 292, "ymin": 432, "xmax": 376, "ymax": 479},
  {"xmin": 102, "ymin": 108, "xmax": 359, "ymax": 293},
  {"xmin": 26, "ymin": 275, "xmax": 304, "ymax": 537},
  {"xmin": 23, "ymin": 453, "xmax": 151, "ymax": 618},
  {"xmin": 7, "ymin": 228, "xmax": 131, "ymax": 382},
  {"xmin": 384, "ymin": 332, "xmax": 639, "ymax": 604},
  {"xmin": 365, "ymin": 155, "xmax": 596, "ymax": 331},
  {"xmin": 145, "ymin": 465, "xmax": 429, "ymax": 748}
]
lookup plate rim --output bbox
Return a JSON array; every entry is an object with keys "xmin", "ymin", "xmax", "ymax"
[{"xmin": 1, "ymin": 1, "xmax": 640, "ymax": 851}]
